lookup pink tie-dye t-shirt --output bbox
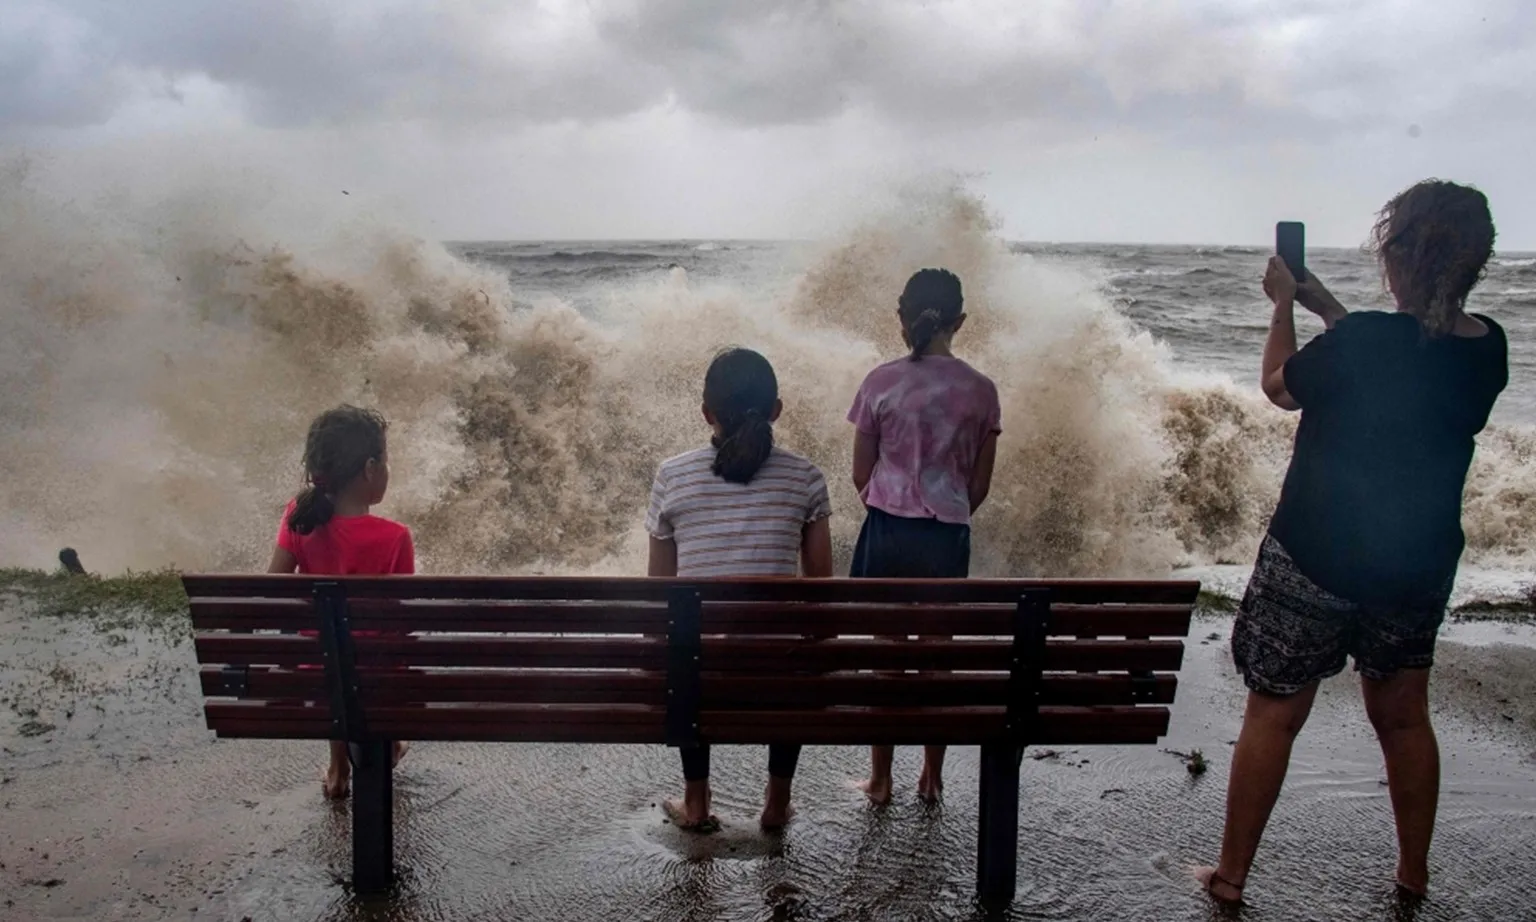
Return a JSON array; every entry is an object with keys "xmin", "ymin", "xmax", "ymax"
[{"xmin": 847, "ymin": 355, "xmax": 1002, "ymax": 525}]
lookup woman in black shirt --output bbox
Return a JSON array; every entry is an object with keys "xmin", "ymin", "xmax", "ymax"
[{"xmin": 1197, "ymin": 180, "xmax": 1508, "ymax": 905}]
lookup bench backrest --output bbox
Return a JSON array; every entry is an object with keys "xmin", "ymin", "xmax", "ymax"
[{"xmin": 188, "ymin": 576, "xmax": 1198, "ymax": 747}]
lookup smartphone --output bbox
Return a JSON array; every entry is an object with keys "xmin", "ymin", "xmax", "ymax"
[{"xmin": 1276, "ymin": 221, "xmax": 1307, "ymax": 283}]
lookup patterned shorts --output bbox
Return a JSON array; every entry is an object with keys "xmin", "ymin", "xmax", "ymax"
[{"xmin": 1231, "ymin": 534, "xmax": 1451, "ymax": 696}]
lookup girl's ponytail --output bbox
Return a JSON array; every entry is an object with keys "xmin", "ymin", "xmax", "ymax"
[
  {"xmin": 713, "ymin": 407, "xmax": 775, "ymax": 484},
  {"xmin": 287, "ymin": 482, "xmax": 338, "ymax": 536},
  {"xmin": 703, "ymin": 349, "xmax": 779, "ymax": 485},
  {"xmin": 907, "ymin": 308, "xmax": 944, "ymax": 360}
]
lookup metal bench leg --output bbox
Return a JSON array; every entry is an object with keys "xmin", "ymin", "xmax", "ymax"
[
  {"xmin": 977, "ymin": 742, "xmax": 1022, "ymax": 907},
  {"xmin": 352, "ymin": 740, "xmax": 394, "ymax": 895},
  {"xmin": 979, "ymin": 589, "xmax": 1047, "ymax": 908}
]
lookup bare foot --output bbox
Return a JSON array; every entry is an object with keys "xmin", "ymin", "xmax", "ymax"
[
  {"xmin": 392, "ymin": 741, "xmax": 410, "ymax": 767},
  {"xmin": 857, "ymin": 777, "xmax": 893, "ymax": 806},
  {"xmin": 663, "ymin": 798, "xmax": 719, "ymax": 833},
  {"xmin": 323, "ymin": 764, "xmax": 351, "ymax": 800},
  {"xmin": 760, "ymin": 802, "xmax": 795, "ymax": 831},
  {"xmin": 761, "ymin": 781, "xmax": 796, "ymax": 831},
  {"xmin": 916, "ymin": 766, "xmax": 943, "ymax": 804},
  {"xmin": 1192, "ymin": 866, "xmax": 1244, "ymax": 905},
  {"xmin": 1395, "ymin": 877, "xmax": 1428, "ymax": 900}
]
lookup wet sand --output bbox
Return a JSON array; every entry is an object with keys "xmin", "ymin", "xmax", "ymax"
[{"xmin": 3, "ymin": 594, "xmax": 1535, "ymax": 921}]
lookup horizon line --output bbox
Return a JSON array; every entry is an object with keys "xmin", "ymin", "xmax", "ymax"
[{"xmin": 441, "ymin": 238, "xmax": 1536, "ymax": 254}]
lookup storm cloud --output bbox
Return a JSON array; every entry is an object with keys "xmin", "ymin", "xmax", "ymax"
[
  {"xmin": 2, "ymin": 0, "xmax": 1532, "ymax": 244},
  {"xmin": 5, "ymin": 1, "xmax": 1529, "ymax": 136}
]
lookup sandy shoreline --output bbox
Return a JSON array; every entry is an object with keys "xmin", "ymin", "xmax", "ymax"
[{"xmin": 2, "ymin": 580, "xmax": 1534, "ymax": 921}]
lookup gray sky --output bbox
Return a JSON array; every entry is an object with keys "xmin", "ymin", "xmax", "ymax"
[{"xmin": 4, "ymin": 0, "xmax": 1533, "ymax": 247}]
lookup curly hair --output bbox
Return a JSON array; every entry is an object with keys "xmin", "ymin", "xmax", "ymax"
[{"xmin": 1370, "ymin": 179, "xmax": 1495, "ymax": 339}]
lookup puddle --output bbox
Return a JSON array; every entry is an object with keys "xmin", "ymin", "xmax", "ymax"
[{"xmin": 2, "ymin": 600, "xmax": 1534, "ymax": 920}]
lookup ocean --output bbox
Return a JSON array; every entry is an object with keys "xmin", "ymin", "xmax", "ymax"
[{"xmin": 1, "ymin": 183, "xmax": 1531, "ymax": 603}]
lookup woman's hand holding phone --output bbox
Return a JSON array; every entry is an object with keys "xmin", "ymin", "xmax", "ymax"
[{"xmin": 1263, "ymin": 255, "xmax": 1298, "ymax": 305}]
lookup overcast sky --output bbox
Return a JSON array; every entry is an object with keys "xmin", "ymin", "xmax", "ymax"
[{"xmin": 3, "ymin": 0, "xmax": 1533, "ymax": 247}]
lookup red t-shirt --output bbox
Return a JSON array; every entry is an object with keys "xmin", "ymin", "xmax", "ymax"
[{"xmin": 276, "ymin": 500, "xmax": 415, "ymax": 575}]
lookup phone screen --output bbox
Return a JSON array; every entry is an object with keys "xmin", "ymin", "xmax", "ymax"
[{"xmin": 1276, "ymin": 221, "xmax": 1307, "ymax": 283}]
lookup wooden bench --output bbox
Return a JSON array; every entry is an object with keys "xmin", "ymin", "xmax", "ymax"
[{"xmin": 186, "ymin": 575, "xmax": 1199, "ymax": 907}]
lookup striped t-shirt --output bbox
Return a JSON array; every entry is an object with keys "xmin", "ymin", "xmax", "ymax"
[{"xmin": 645, "ymin": 446, "xmax": 832, "ymax": 577}]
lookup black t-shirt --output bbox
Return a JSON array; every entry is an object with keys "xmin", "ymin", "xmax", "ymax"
[{"xmin": 1268, "ymin": 311, "xmax": 1508, "ymax": 605}]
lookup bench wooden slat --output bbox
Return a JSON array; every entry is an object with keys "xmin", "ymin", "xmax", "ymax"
[
  {"xmin": 188, "ymin": 599, "xmax": 1192, "ymax": 638},
  {"xmin": 198, "ymin": 667, "xmax": 1179, "ymax": 707},
  {"xmin": 182, "ymin": 575, "xmax": 1201, "ymax": 606},
  {"xmin": 193, "ymin": 634, "xmax": 664, "ymax": 669},
  {"xmin": 187, "ymin": 599, "xmax": 672, "ymax": 634},
  {"xmin": 199, "ymin": 599, "xmax": 1194, "ymax": 637},
  {"xmin": 699, "ymin": 638, "xmax": 1184, "ymax": 673},
  {"xmin": 702, "ymin": 673, "xmax": 1178, "ymax": 707},
  {"xmin": 203, "ymin": 702, "xmax": 1168, "ymax": 745},
  {"xmin": 198, "ymin": 667, "xmax": 663, "ymax": 704},
  {"xmin": 193, "ymin": 634, "xmax": 1184, "ymax": 673},
  {"xmin": 188, "ymin": 599, "xmax": 1185, "ymax": 642},
  {"xmin": 204, "ymin": 702, "xmax": 666, "ymax": 742},
  {"xmin": 701, "ymin": 705, "xmax": 1171, "ymax": 745},
  {"xmin": 702, "ymin": 603, "xmax": 1192, "ymax": 638}
]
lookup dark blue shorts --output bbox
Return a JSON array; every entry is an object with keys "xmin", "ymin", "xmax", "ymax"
[{"xmin": 849, "ymin": 506, "xmax": 971, "ymax": 579}]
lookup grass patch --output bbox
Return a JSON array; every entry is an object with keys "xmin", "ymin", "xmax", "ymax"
[
  {"xmin": 1449, "ymin": 584, "xmax": 1536, "ymax": 623},
  {"xmin": 1196, "ymin": 589, "xmax": 1240, "ymax": 615},
  {"xmin": 0, "ymin": 568, "xmax": 190, "ymax": 640}
]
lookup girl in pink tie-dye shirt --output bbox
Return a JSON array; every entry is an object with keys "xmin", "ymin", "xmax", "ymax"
[{"xmin": 846, "ymin": 268, "xmax": 1002, "ymax": 806}]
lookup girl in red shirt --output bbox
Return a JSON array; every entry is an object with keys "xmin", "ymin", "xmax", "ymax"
[{"xmin": 267, "ymin": 405, "xmax": 414, "ymax": 799}]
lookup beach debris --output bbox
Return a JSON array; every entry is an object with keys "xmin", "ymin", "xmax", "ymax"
[
  {"xmin": 18, "ymin": 720, "xmax": 55, "ymax": 738},
  {"xmin": 59, "ymin": 548, "xmax": 86, "ymax": 576},
  {"xmin": 1100, "ymin": 788, "xmax": 1127, "ymax": 799},
  {"xmin": 23, "ymin": 878, "xmax": 65, "ymax": 888},
  {"xmin": 1164, "ymin": 748, "xmax": 1208, "ymax": 775},
  {"xmin": 1029, "ymin": 749, "xmax": 1062, "ymax": 761}
]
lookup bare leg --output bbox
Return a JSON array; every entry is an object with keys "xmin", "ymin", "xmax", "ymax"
[
  {"xmin": 761, "ymin": 776, "xmax": 795, "ymax": 830},
  {"xmin": 1194, "ymin": 682, "xmax": 1320, "ymax": 902},
  {"xmin": 323, "ymin": 740, "xmax": 351, "ymax": 799},
  {"xmin": 1362, "ymin": 668, "xmax": 1438, "ymax": 896},
  {"xmin": 859, "ymin": 746, "xmax": 894, "ymax": 805},
  {"xmin": 917, "ymin": 745, "xmax": 947, "ymax": 803}
]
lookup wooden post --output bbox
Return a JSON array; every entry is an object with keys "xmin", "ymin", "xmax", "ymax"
[
  {"xmin": 351, "ymin": 740, "xmax": 394, "ymax": 895},
  {"xmin": 977, "ymin": 589, "xmax": 1051, "ymax": 908}
]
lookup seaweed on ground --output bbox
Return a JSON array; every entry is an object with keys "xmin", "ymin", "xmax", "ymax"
[
  {"xmin": 0, "ymin": 568, "xmax": 191, "ymax": 640},
  {"xmin": 1195, "ymin": 589, "xmax": 1239, "ymax": 615}
]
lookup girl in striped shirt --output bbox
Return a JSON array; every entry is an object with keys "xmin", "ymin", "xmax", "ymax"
[{"xmin": 645, "ymin": 347, "xmax": 834, "ymax": 831}]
